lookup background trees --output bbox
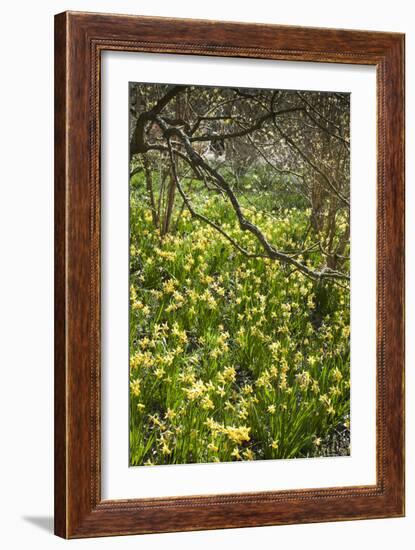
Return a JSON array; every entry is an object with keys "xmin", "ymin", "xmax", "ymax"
[{"xmin": 129, "ymin": 83, "xmax": 350, "ymax": 281}]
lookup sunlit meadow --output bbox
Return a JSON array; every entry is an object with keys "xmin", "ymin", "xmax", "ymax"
[{"xmin": 129, "ymin": 181, "xmax": 350, "ymax": 466}]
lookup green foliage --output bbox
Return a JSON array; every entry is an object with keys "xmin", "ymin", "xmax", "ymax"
[{"xmin": 129, "ymin": 192, "xmax": 350, "ymax": 466}]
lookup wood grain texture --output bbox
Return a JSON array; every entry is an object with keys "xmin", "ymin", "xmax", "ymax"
[
  {"xmin": 54, "ymin": 11, "xmax": 405, "ymax": 538},
  {"xmin": 54, "ymin": 11, "xmax": 68, "ymax": 539}
]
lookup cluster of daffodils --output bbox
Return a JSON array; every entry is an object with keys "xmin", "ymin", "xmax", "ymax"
[{"xmin": 129, "ymin": 190, "xmax": 350, "ymax": 466}]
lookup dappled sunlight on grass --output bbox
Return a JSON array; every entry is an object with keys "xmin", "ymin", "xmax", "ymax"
[{"xmin": 129, "ymin": 193, "xmax": 350, "ymax": 466}]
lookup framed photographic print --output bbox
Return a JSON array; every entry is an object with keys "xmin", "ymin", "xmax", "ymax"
[{"xmin": 54, "ymin": 11, "xmax": 405, "ymax": 538}]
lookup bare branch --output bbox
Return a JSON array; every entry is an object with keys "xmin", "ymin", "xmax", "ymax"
[
  {"xmin": 296, "ymin": 91, "xmax": 347, "ymax": 137},
  {"xmin": 189, "ymin": 107, "xmax": 304, "ymax": 143},
  {"xmin": 166, "ymin": 138, "xmax": 267, "ymax": 260},
  {"xmin": 274, "ymin": 122, "xmax": 350, "ymax": 207},
  {"xmin": 156, "ymin": 116, "xmax": 349, "ymax": 281},
  {"xmin": 130, "ymin": 85, "xmax": 187, "ymax": 155}
]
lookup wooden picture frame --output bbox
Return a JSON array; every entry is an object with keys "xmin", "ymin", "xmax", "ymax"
[{"xmin": 54, "ymin": 11, "xmax": 405, "ymax": 538}]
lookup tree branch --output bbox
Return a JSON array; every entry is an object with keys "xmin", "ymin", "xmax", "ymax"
[
  {"xmin": 166, "ymin": 138, "xmax": 267, "ymax": 260},
  {"xmin": 189, "ymin": 107, "xmax": 304, "ymax": 143},
  {"xmin": 130, "ymin": 85, "xmax": 187, "ymax": 155},
  {"xmin": 156, "ymin": 116, "xmax": 349, "ymax": 281},
  {"xmin": 274, "ymin": 121, "xmax": 350, "ymax": 207}
]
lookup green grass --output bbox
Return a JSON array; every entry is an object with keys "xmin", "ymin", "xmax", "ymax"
[{"xmin": 129, "ymin": 188, "xmax": 350, "ymax": 466}]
